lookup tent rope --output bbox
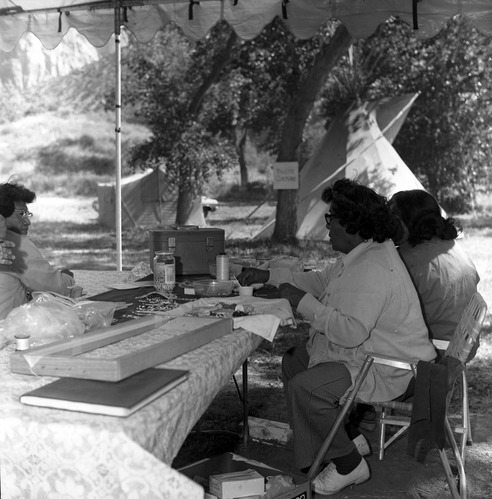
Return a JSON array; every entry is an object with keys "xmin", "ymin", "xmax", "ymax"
[
  {"xmin": 282, "ymin": 0, "xmax": 289, "ymax": 20},
  {"xmin": 189, "ymin": 0, "xmax": 199, "ymax": 20}
]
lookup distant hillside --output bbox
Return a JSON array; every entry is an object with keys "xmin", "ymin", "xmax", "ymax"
[
  {"xmin": 0, "ymin": 30, "xmax": 107, "ymax": 92},
  {"xmin": 0, "ymin": 30, "xmax": 152, "ymax": 195}
]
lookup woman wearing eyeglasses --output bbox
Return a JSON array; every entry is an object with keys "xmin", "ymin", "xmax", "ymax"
[
  {"xmin": 238, "ymin": 179, "xmax": 436, "ymax": 495},
  {"xmin": 0, "ymin": 181, "xmax": 75, "ymax": 319}
]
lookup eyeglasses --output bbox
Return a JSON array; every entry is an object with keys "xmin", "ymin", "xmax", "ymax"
[
  {"xmin": 14, "ymin": 209, "xmax": 33, "ymax": 219},
  {"xmin": 324, "ymin": 213, "xmax": 336, "ymax": 227}
]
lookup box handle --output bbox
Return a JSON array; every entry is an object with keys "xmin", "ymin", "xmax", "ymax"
[
  {"xmin": 171, "ymin": 225, "xmax": 199, "ymax": 231},
  {"xmin": 206, "ymin": 236, "xmax": 215, "ymax": 252}
]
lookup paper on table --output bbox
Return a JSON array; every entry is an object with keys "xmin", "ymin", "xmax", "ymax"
[
  {"xmin": 162, "ymin": 296, "xmax": 295, "ymax": 341},
  {"xmin": 233, "ymin": 314, "xmax": 281, "ymax": 342}
]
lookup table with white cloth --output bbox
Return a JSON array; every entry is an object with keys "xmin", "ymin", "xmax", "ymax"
[{"xmin": 0, "ymin": 270, "xmax": 263, "ymax": 499}]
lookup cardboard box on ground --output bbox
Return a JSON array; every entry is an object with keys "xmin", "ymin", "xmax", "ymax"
[{"xmin": 179, "ymin": 452, "xmax": 311, "ymax": 499}]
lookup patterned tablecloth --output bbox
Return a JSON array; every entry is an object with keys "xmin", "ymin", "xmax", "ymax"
[{"xmin": 0, "ymin": 271, "xmax": 263, "ymax": 499}]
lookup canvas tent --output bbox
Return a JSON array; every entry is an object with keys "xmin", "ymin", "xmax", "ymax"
[
  {"xmin": 1, "ymin": 1, "xmax": 491, "ymax": 51},
  {"xmin": 97, "ymin": 167, "xmax": 205, "ymax": 228},
  {"xmin": 254, "ymin": 93, "xmax": 426, "ymax": 240},
  {"xmin": 0, "ymin": 1, "xmax": 490, "ymax": 269}
]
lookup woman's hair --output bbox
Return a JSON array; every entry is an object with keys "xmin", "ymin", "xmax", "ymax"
[
  {"xmin": 0, "ymin": 182, "xmax": 36, "ymax": 218},
  {"xmin": 390, "ymin": 190, "xmax": 461, "ymax": 246},
  {"xmin": 321, "ymin": 178, "xmax": 400, "ymax": 243}
]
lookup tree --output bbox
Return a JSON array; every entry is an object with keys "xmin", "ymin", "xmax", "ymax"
[
  {"xmin": 318, "ymin": 18, "xmax": 492, "ymax": 212},
  {"xmin": 273, "ymin": 24, "xmax": 353, "ymax": 241},
  {"xmin": 121, "ymin": 25, "xmax": 237, "ymax": 224}
]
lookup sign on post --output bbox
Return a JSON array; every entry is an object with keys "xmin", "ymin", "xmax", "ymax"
[{"xmin": 273, "ymin": 162, "xmax": 299, "ymax": 190}]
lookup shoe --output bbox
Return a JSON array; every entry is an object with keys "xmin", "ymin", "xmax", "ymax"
[
  {"xmin": 352, "ymin": 434, "xmax": 371, "ymax": 456},
  {"xmin": 312, "ymin": 459, "xmax": 370, "ymax": 496}
]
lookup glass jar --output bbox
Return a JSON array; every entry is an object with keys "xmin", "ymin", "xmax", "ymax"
[{"xmin": 153, "ymin": 251, "xmax": 176, "ymax": 291}]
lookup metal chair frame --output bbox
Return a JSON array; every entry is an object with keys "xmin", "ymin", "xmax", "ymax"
[
  {"xmin": 306, "ymin": 292, "xmax": 487, "ymax": 499},
  {"xmin": 376, "ymin": 292, "xmax": 487, "ymax": 499}
]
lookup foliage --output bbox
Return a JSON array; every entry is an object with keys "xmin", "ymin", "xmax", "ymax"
[
  {"xmin": 219, "ymin": 181, "xmax": 274, "ymax": 203},
  {"xmin": 121, "ymin": 26, "xmax": 237, "ymax": 198},
  {"xmin": 29, "ymin": 171, "xmax": 110, "ymax": 197},
  {"xmin": 319, "ymin": 18, "xmax": 492, "ymax": 210}
]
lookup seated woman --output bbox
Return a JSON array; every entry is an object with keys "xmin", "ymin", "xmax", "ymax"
[
  {"xmin": 390, "ymin": 189, "xmax": 480, "ymax": 359},
  {"xmin": 0, "ymin": 181, "xmax": 75, "ymax": 319},
  {"xmin": 238, "ymin": 179, "xmax": 436, "ymax": 496}
]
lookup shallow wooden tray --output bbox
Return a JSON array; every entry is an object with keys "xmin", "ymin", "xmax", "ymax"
[{"xmin": 10, "ymin": 315, "xmax": 232, "ymax": 381}]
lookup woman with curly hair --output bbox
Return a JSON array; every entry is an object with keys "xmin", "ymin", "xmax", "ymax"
[
  {"xmin": 390, "ymin": 189, "xmax": 480, "ymax": 356},
  {"xmin": 238, "ymin": 179, "xmax": 436, "ymax": 495}
]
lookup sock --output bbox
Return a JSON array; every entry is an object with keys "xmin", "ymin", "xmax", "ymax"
[
  {"xmin": 332, "ymin": 449, "xmax": 362, "ymax": 475},
  {"xmin": 345, "ymin": 422, "xmax": 361, "ymax": 441}
]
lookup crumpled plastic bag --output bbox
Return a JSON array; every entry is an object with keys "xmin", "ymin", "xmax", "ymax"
[
  {"xmin": 126, "ymin": 261, "xmax": 152, "ymax": 282},
  {"xmin": 4, "ymin": 293, "xmax": 85, "ymax": 347},
  {"xmin": 264, "ymin": 475, "xmax": 296, "ymax": 498},
  {"xmin": 72, "ymin": 300, "xmax": 117, "ymax": 331}
]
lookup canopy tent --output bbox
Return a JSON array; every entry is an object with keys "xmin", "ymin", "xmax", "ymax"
[
  {"xmin": 1, "ymin": 1, "xmax": 490, "ymax": 268},
  {"xmin": 97, "ymin": 167, "xmax": 205, "ymax": 229},
  {"xmin": 1, "ymin": 1, "xmax": 492, "ymax": 51},
  {"xmin": 253, "ymin": 93, "xmax": 426, "ymax": 241}
]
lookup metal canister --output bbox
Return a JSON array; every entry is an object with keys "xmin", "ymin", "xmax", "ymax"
[
  {"xmin": 153, "ymin": 251, "xmax": 176, "ymax": 291},
  {"xmin": 216, "ymin": 253, "xmax": 229, "ymax": 281}
]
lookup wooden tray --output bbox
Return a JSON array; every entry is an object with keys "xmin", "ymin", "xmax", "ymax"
[{"xmin": 10, "ymin": 315, "xmax": 232, "ymax": 381}]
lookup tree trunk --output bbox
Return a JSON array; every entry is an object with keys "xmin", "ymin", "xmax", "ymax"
[
  {"xmin": 175, "ymin": 183, "xmax": 195, "ymax": 225},
  {"xmin": 236, "ymin": 128, "xmax": 249, "ymax": 186},
  {"xmin": 272, "ymin": 24, "xmax": 354, "ymax": 242},
  {"xmin": 175, "ymin": 30, "xmax": 238, "ymax": 224},
  {"xmin": 187, "ymin": 31, "xmax": 238, "ymax": 116}
]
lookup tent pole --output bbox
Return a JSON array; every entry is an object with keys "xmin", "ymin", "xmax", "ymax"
[{"xmin": 114, "ymin": 4, "xmax": 123, "ymax": 271}]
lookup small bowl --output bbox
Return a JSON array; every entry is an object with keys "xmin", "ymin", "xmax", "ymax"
[
  {"xmin": 193, "ymin": 280, "xmax": 234, "ymax": 297},
  {"xmin": 238, "ymin": 286, "xmax": 254, "ymax": 297}
]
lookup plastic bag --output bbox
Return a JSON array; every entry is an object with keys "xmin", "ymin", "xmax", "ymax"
[
  {"xmin": 4, "ymin": 293, "xmax": 85, "ymax": 347},
  {"xmin": 72, "ymin": 300, "xmax": 117, "ymax": 331},
  {"xmin": 264, "ymin": 475, "xmax": 296, "ymax": 498}
]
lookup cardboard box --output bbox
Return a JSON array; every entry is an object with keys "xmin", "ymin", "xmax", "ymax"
[
  {"xmin": 248, "ymin": 418, "xmax": 292, "ymax": 445},
  {"xmin": 150, "ymin": 227, "xmax": 225, "ymax": 275},
  {"xmin": 209, "ymin": 469, "xmax": 264, "ymax": 498},
  {"xmin": 179, "ymin": 452, "xmax": 311, "ymax": 499}
]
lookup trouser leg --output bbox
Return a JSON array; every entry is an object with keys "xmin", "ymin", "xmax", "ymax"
[
  {"xmin": 282, "ymin": 345, "xmax": 309, "ymax": 427},
  {"xmin": 282, "ymin": 347, "xmax": 355, "ymax": 470}
]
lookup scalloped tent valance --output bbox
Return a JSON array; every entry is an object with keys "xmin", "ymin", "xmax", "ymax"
[{"xmin": 0, "ymin": 0, "xmax": 491, "ymax": 51}]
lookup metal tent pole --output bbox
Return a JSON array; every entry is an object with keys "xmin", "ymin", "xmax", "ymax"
[{"xmin": 114, "ymin": 4, "xmax": 123, "ymax": 271}]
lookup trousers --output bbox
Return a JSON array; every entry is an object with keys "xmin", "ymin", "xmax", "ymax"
[{"xmin": 282, "ymin": 345, "xmax": 355, "ymax": 469}]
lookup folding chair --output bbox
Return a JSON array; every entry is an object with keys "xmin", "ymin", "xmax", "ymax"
[
  {"xmin": 307, "ymin": 292, "xmax": 487, "ymax": 499},
  {"xmin": 376, "ymin": 292, "xmax": 488, "ymax": 499}
]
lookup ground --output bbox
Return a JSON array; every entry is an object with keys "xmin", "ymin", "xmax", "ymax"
[
  {"xmin": 172, "ymin": 322, "xmax": 492, "ymax": 499},
  {"xmin": 31, "ymin": 196, "xmax": 492, "ymax": 498}
]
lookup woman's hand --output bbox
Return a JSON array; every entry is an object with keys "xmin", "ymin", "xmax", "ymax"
[
  {"xmin": 0, "ymin": 240, "xmax": 15, "ymax": 265},
  {"xmin": 237, "ymin": 267, "xmax": 270, "ymax": 286},
  {"xmin": 278, "ymin": 283, "xmax": 306, "ymax": 308}
]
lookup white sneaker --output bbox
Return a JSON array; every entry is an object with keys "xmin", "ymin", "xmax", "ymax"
[
  {"xmin": 352, "ymin": 434, "xmax": 371, "ymax": 456},
  {"xmin": 312, "ymin": 458, "xmax": 370, "ymax": 496}
]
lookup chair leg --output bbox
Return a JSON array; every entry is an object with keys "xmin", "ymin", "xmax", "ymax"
[
  {"xmin": 439, "ymin": 416, "xmax": 467, "ymax": 499},
  {"xmin": 462, "ymin": 371, "xmax": 473, "ymax": 447},
  {"xmin": 378, "ymin": 407, "xmax": 386, "ymax": 460},
  {"xmin": 307, "ymin": 356, "xmax": 374, "ymax": 481}
]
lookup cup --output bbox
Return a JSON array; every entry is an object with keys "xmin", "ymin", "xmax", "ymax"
[{"xmin": 238, "ymin": 286, "xmax": 254, "ymax": 297}]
